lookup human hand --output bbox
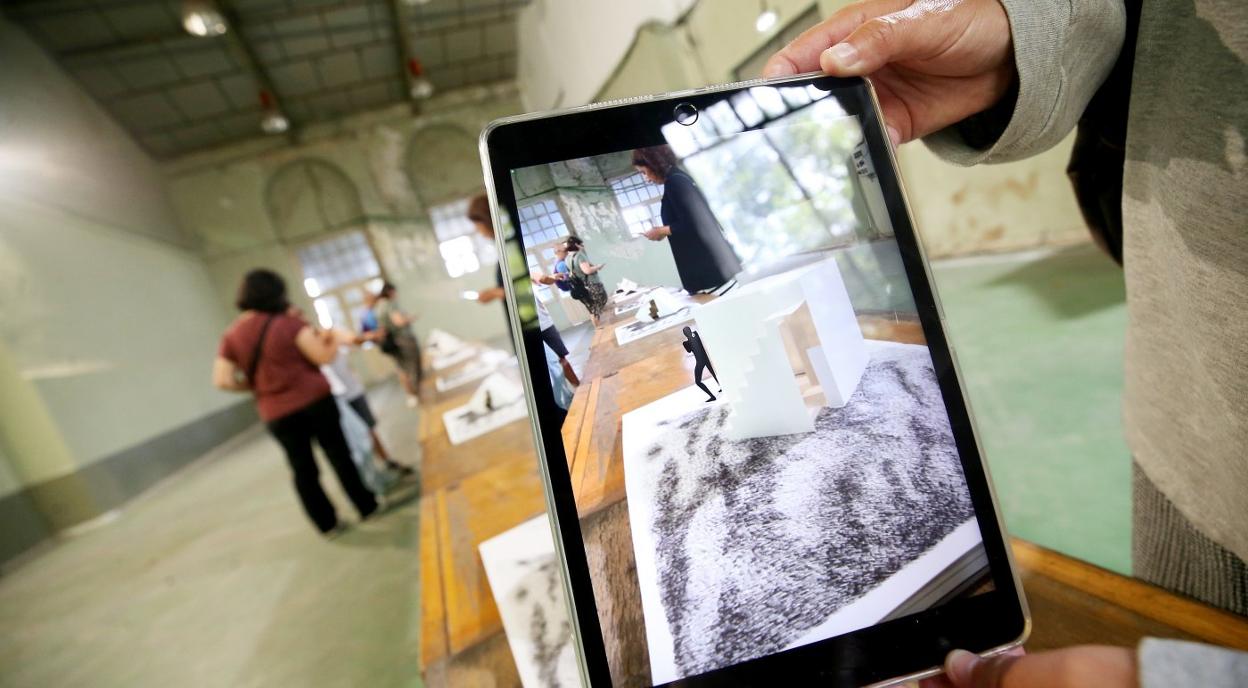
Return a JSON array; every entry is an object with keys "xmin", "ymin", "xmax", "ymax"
[
  {"xmin": 763, "ymin": 0, "xmax": 1015, "ymax": 145},
  {"xmin": 918, "ymin": 646, "xmax": 1136, "ymax": 688},
  {"xmin": 642, "ymin": 226, "xmax": 668, "ymax": 241}
]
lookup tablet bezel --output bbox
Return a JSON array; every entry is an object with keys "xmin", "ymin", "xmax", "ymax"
[{"xmin": 479, "ymin": 73, "xmax": 1030, "ymax": 687}]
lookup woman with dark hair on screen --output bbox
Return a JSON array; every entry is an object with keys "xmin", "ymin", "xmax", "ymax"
[
  {"xmin": 633, "ymin": 144, "xmax": 742, "ymax": 295},
  {"xmin": 561, "ymin": 235, "xmax": 608, "ymax": 324},
  {"xmin": 213, "ymin": 269, "xmax": 377, "ymax": 536}
]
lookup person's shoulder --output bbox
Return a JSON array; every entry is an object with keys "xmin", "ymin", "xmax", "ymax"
[
  {"xmin": 666, "ymin": 168, "xmax": 695, "ymax": 184},
  {"xmin": 222, "ymin": 312, "xmax": 256, "ymax": 338}
]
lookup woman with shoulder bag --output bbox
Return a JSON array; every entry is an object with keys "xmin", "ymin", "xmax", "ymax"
[
  {"xmin": 560, "ymin": 236, "xmax": 608, "ymax": 324},
  {"xmin": 213, "ymin": 269, "xmax": 378, "ymax": 536}
]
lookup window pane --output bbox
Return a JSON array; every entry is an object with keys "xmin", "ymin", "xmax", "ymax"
[
  {"xmin": 297, "ymin": 231, "xmax": 380, "ymax": 296},
  {"xmin": 439, "ymin": 235, "xmax": 480, "ymax": 278}
]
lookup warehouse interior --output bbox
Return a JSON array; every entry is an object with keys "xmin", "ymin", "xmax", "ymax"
[{"xmin": 0, "ymin": 0, "xmax": 1167, "ymax": 686}]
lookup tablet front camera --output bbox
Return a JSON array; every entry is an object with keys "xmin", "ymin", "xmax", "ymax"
[{"xmin": 673, "ymin": 102, "xmax": 698, "ymax": 126}]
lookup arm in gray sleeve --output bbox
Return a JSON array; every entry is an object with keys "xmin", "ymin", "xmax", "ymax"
[
  {"xmin": 924, "ymin": 0, "xmax": 1127, "ymax": 165},
  {"xmin": 1138, "ymin": 638, "xmax": 1248, "ymax": 688}
]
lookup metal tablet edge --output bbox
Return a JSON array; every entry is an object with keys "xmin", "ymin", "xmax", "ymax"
[
  {"xmin": 864, "ymin": 78, "xmax": 1033, "ymax": 675},
  {"xmin": 478, "ymin": 118, "xmax": 598, "ymax": 688},
  {"xmin": 477, "ymin": 73, "xmax": 1032, "ymax": 686}
]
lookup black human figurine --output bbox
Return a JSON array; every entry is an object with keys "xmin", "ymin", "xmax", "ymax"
[{"xmin": 681, "ymin": 326, "xmax": 721, "ymax": 402}]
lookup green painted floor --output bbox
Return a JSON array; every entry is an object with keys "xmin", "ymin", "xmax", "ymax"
[
  {"xmin": 932, "ymin": 243, "xmax": 1132, "ymax": 574},
  {"xmin": 0, "ymin": 243, "xmax": 1131, "ymax": 687},
  {"xmin": 0, "ymin": 385, "xmax": 424, "ymax": 688}
]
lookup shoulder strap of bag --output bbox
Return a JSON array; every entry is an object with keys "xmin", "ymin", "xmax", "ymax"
[{"xmin": 246, "ymin": 314, "xmax": 277, "ymax": 387}]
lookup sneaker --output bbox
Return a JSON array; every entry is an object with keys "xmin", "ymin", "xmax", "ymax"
[{"xmin": 323, "ymin": 523, "xmax": 350, "ymax": 539}]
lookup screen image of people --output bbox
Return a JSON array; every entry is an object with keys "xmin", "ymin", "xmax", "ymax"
[{"xmin": 508, "ymin": 86, "xmax": 994, "ymax": 685}]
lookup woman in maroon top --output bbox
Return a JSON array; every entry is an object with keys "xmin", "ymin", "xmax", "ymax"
[{"xmin": 213, "ymin": 269, "xmax": 377, "ymax": 535}]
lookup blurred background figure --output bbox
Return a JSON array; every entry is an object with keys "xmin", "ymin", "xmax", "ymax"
[
  {"xmin": 634, "ymin": 145, "xmax": 741, "ymax": 296},
  {"xmin": 370, "ymin": 282, "xmax": 424, "ymax": 408},
  {"xmin": 468, "ymin": 193, "xmax": 580, "ymax": 386},
  {"xmin": 560, "ymin": 235, "xmax": 608, "ymax": 324},
  {"xmin": 214, "ymin": 270, "xmax": 377, "ymax": 535},
  {"xmin": 320, "ymin": 329, "xmax": 413, "ymax": 477}
]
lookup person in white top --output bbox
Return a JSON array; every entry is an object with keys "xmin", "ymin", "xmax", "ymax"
[
  {"xmin": 321, "ymin": 330, "xmax": 412, "ymax": 475},
  {"xmin": 467, "ymin": 193, "xmax": 580, "ymax": 387}
]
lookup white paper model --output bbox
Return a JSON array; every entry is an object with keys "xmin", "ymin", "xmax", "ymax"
[
  {"xmin": 435, "ymin": 349, "xmax": 515, "ymax": 392},
  {"xmin": 615, "ymin": 277, "xmax": 640, "ymax": 295},
  {"xmin": 694, "ymin": 258, "xmax": 867, "ymax": 440},
  {"xmin": 431, "ymin": 345, "xmax": 478, "ymax": 371},
  {"xmin": 632, "ymin": 288, "xmax": 687, "ymax": 323},
  {"xmin": 468, "ymin": 371, "xmax": 525, "ymax": 415},
  {"xmin": 425, "ymin": 328, "xmax": 466, "ymax": 357},
  {"xmin": 614, "ymin": 306, "xmax": 694, "ymax": 346},
  {"xmin": 441, "ymin": 372, "xmax": 528, "ymax": 445},
  {"xmin": 620, "ymin": 347, "xmax": 983, "ymax": 682},
  {"xmin": 479, "ymin": 516, "xmax": 580, "ymax": 688}
]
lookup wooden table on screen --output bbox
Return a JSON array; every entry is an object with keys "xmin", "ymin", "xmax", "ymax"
[
  {"xmin": 561, "ymin": 306, "xmax": 932, "ymax": 683},
  {"xmin": 416, "ymin": 325, "xmax": 1248, "ymax": 687},
  {"xmin": 417, "ymin": 347, "xmax": 545, "ymax": 688}
]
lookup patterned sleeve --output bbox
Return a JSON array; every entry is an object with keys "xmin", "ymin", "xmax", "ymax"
[{"xmin": 924, "ymin": 0, "xmax": 1126, "ymax": 165}]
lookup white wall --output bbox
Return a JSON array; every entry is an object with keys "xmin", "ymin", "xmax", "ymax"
[
  {"xmin": 514, "ymin": 0, "xmax": 1090, "ymax": 259},
  {"xmin": 164, "ymin": 86, "xmax": 527, "ymax": 359},
  {"xmin": 516, "ymin": 0, "xmax": 696, "ymax": 110},
  {"xmin": 0, "ymin": 18, "xmax": 235, "ymax": 488}
]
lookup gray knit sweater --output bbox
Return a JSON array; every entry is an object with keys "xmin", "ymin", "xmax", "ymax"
[{"xmin": 927, "ymin": 0, "xmax": 1248, "ymax": 572}]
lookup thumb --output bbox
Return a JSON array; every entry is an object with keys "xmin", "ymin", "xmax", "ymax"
[
  {"xmin": 944, "ymin": 649, "xmax": 1022, "ymax": 688},
  {"xmin": 820, "ymin": 11, "xmax": 936, "ymax": 75}
]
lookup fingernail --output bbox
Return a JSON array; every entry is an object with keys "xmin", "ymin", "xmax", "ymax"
[
  {"xmin": 887, "ymin": 125, "xmax": 901, "ymax": 146},
  {"xmin": 824, "ymin": 42, "xmax": 860, "ymax": 70},
  {"xmin": 762, "ymin": 61, "xmax": 790, "ymax": 78},
  {"xmin": 945, "ymin": 650, "xmax": 978, "ymax": 684}
]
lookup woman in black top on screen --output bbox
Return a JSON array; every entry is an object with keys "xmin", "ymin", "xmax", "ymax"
[{"xmin": 633, "ymin": 145, "xmax": 742, "ymax": 295}]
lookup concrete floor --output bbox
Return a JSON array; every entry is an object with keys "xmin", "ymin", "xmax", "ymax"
[
  {"xmin": 0, "ymin": 243, "xmax": 1130, "ymax": 687},
  {"xmin": 933, "ymin": 243, "xmax": 1132, "ymax": 574},
  {"xmin": 0, "ymin": 384, "xmax": 424, "ymax": 688}
]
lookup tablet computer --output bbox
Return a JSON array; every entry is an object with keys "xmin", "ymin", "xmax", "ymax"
[{"xmin": 480, "ymin": 73, "xmax": 1029, "ymax": 687}]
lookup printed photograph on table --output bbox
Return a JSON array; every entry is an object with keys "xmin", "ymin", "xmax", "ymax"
[{"xmin": 503, "ymin": 82, "xmax": 996, "ymax": 685}]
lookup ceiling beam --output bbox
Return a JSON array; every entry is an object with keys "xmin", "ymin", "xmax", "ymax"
[
  {"xmin": 217, "ymin": 0, "xmax": 298, "ymax": 142},
  {"xmin": 58, "ymin": 33, "xmax": 198, "ymax": 61},
  {"xmin": 385, "ymin": 0, "xmax": 418, "ymax": 108}
]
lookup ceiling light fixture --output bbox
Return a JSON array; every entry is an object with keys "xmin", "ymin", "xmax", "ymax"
[
  {"xmin": 755, "ymin": 1, "xmax": 778, "ymax": 33},
  {"xmin": 408, "ymin": 58, "xmax": 435, "ymax": 100},
  {"xmin": 258, "ymin": 91, "xmax": 289, "ymax": 134},
  {"xmin": 182, "ymin": 0, "xmax": 228, "ymax": 37}
]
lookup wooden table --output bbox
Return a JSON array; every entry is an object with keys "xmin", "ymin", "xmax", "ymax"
[
  {"xmin": 417, "ymin": 324, "xmax": 1248, "ymax": 687},
  {"xmin": 418, "ymin": 349, "xmax": 545, "ymax": 687}
]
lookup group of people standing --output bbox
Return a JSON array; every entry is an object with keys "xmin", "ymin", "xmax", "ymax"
[
  {"xmin": 213, "ymin": 271, "xmax": 419, "ymax": 536},
  {"xmin": 524, "ymin": 144, "xmax": 743, "ymax": 326},
  {"xmin": 212, "ymin": 141, "xmax": 740, "ymax": 536}
]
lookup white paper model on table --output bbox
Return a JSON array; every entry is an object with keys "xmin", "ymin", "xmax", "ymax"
[{"xmin": 694, "ymin": 258, "xmax": 867, "ymax": 440}]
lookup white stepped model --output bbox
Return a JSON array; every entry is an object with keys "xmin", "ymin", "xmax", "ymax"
[{"xmin": 694, "ymin": 258, "xmax": 867, "ymax": 440}]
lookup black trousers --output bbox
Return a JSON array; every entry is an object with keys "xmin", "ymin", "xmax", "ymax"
[
  {"xmin": 694, "ymin": 358, "xmax": 719, "ymax": 399},
  {"xmin": 267, "ymin": 395, "xmax": 377, "ymax": 532}
]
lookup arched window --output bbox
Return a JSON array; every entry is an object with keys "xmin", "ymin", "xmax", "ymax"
[{"xmin": 265, "ymin": 158, "xmax": 365, "ymax": 242}]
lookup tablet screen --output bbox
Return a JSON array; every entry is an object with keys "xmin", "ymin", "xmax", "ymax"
[{"xmin": 502, "ymin": 82, "xmax": 998, "ymax": 685}]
